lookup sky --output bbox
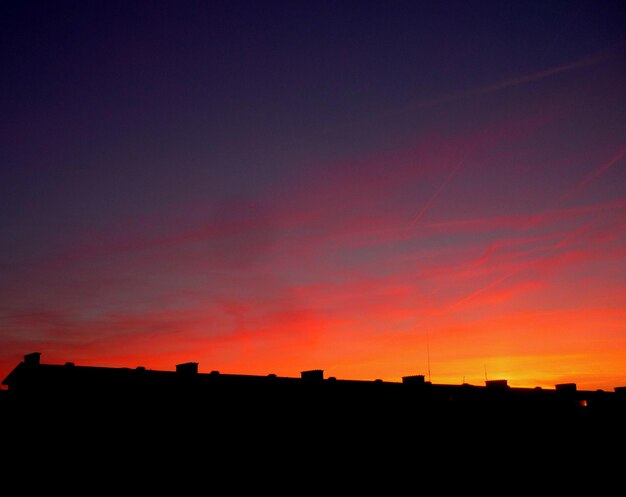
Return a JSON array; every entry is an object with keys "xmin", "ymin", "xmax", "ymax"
[{"xmin": 1, "ymin": 0, "xmax": 626, "ymax": 391}]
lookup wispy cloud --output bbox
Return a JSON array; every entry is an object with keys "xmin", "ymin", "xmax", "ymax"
[
  {"xmin": 407, "ymin": 156, "xmax": 467, "ymax": 231},
  {"xmin": 413, "ymin": 42, "xmax": 626, "ymax": 109},
  {"xmin": 559, "ymin": 143, "xmax": 626, "ymax": 204}
]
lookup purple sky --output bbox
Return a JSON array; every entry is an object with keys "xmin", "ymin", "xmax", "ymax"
[{"xmin": 2, "ymin": 1, "xmax": 626, "ymax": 389}]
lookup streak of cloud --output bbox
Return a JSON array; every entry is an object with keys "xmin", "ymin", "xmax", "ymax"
[
  {"xmin": 444, "ymin": 270, "xmax": 519, "ymax": 313},
  {"xmin": 407, "ymin": 156, "xmax": 467, "ymax": 232},
  {"xmin": 559, "ymin": 143, "xmax": 626, "ymax": 204},
  {"xmin": 413, "ymin": 42, "xmax": 626, "ymax": 110}
]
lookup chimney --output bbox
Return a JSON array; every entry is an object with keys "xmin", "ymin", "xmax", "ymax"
[
  {"xmin": 485, "ymin": 379, "xmax": 509, "ymax": 389},
  {"xmin": 402, "ymin": 374, "xmax": 425, "ymax": 385},
  {"xmin": 300, "ymin": 369, "xmax": 324, "ymax": 381},
  {"xmin": 176, "ymin": 362, "xmax": 198, "ymax": 375},
  {"xmin": 555, "ymin": 383, "xmax": 577, "ymax": 392},
  {"xmin": 24, "ymin": 352, "xmax": 41, "ymax": 367}
]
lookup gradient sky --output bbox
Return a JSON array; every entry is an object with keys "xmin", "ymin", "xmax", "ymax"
[{"xmin": 2, "ymin": 0, "xmax": 626, "ymax": 390}]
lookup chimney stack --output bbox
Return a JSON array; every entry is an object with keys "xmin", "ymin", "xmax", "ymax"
[
  {"xmin": 402, "ymin": 374, "xmax": 425, "ymax": 385},
  {"xmin": 485, "ymin": 379, "xmax": 509, "ymax": 389},
  {"xmin": 300, "ymin": 369, "xmax": 324, "ymax": 381},
  {"xmin": 24, "ymin": 352, "xmax": 41, "ymax": 367},
  {"xmin": 176, "ymin": 362, "xmax": 198, "ymax": 375},
  {"xmin": 555, "ymin": 383, "xmax": 577, "ymax": 392}
]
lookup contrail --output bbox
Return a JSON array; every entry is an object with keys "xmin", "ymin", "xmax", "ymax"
[
  {"xmin": 459, "ymin": 143, "xmax": 626, "ymax": 271},
  {"xmin": 411, "ymin": 42, "xmax": 626, "ymax": 110},
  {"xmin": 408, "ymin": 156, "xmax": 467, "ymax": 232},
  {"xmin": 289, "ymin": 41, "xmax": 626, "ymax": 150},
  {"xmin": 559, "ymin": 144, "xmax": 626, "ymax": 204},
  {"xmin": 446, "ymin": 269, "xmax": 519, "ymax": 313}
]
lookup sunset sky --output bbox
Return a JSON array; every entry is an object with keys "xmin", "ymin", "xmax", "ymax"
[{"xmin": 2, "ymin": 0, "xmax": 625, "ymax": 390}]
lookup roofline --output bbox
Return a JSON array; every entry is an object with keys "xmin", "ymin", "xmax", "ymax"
[{"xmin": 3, "ymin": 353, "xmax": 625, "ymax": 393}]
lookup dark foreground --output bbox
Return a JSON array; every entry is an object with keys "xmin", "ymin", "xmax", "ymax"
[{"xmin": 2, "ymin": 354, "xmax": 625, "ymax": 482}]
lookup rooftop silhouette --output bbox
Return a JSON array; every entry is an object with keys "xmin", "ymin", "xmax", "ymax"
[
  {"xmin": 3, "ymin": 352, "xmax": 625, "ymax": 425},
  {"xmin": 4, "ymin": 352, "xmax": 626, "ymax": 466}
]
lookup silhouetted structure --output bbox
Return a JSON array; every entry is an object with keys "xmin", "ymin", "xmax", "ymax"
[
  {"xmin": 3, "ymin": 352, "xmax": 625, "ymax": 420},
  {"xmin": 3, "ymin": 352, "xmax": 626, "ymax": 458}
]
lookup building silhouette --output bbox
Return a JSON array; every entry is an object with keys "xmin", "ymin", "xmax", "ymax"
[
  {"xmin": 3, "ymin": 352, "xmax": 625, "ymax": 427},
  {"xmin": 3, "ymin": 351, "xmax": 626, "ymax": 475}
]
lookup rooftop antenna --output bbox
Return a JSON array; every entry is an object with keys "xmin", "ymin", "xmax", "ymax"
[
  {"xmin": 426, "ymin": 331, "xmax": 432, "ymax": 383},
  {"xmin": 484, "ymin": 364, "xmax": 488, "ymax": 382}
]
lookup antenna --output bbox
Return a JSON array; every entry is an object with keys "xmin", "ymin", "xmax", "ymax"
[
  {"xmin": 484, "ymin": 364, "xmax": 488, "ymax": 382},
  {"xmin": 426, "ymin": 332, "xmax": 431, "ymax": 383}
]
